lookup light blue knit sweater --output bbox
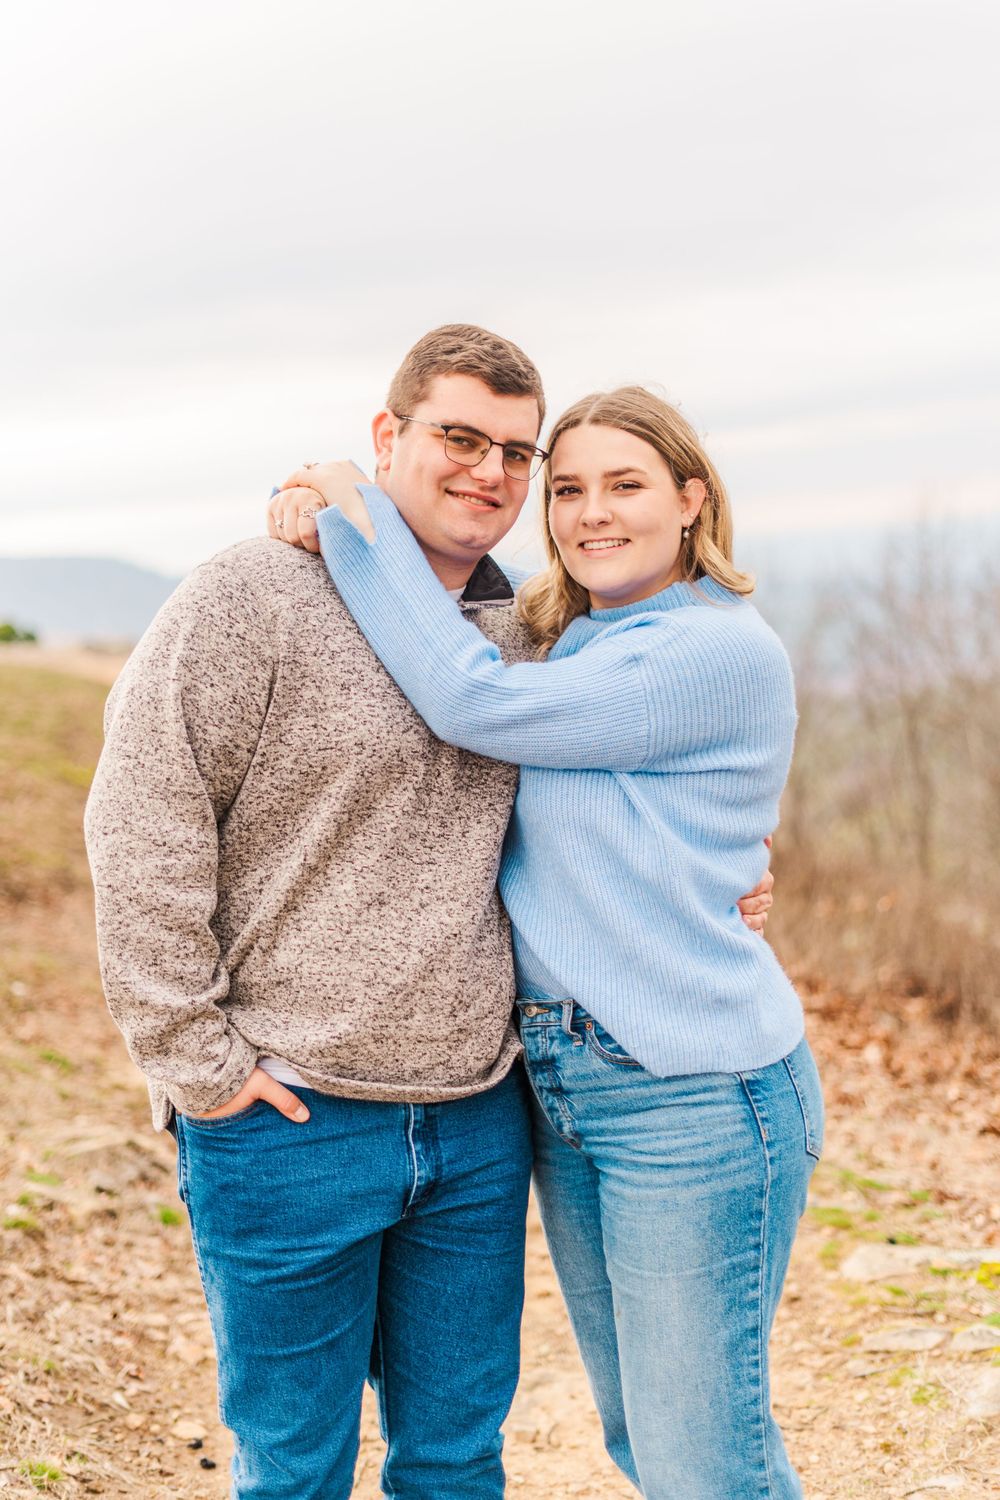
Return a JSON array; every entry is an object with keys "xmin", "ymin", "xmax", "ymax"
[{"xmin": 316, "ymin": 488, "xmax": 805, "ymax": 1077}]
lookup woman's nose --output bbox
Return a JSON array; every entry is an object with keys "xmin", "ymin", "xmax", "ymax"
[{"xmin": 580, "ymin": 495, "xmax": 613, "ymax": 526}]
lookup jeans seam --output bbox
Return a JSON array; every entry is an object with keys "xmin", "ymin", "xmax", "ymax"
[
  {"xmin": 373, "ymin": 1307, "xmax": 398, "ymax": 1499},
  {"xmin": 402, "ymin": 1105, "xmax": 420, "ymax": 1217},
  {"xmin": 173, "ymin": 1121, "xmax": 226, "ymax": 1429},
  {"xmin": 737, "ymin": 1074, "xmax": 775, "ymax": 1498},
  {"xmin": 782, "ymin": 1051, "xmax": 822, "ymax": 1160}
]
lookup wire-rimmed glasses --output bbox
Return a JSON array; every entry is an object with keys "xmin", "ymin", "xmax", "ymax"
[{"xmin": 395, "ymin": 415, "xmax": 548, "ymax": 481}]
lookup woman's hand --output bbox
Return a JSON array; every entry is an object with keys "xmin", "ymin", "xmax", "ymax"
[
  {"xmin": 267, "ymin": 460, "xmax": 375, "ymax": 551},
  {"xmin": 267, "ymin": 486, "xmax": 328, "ymax": 553},
  {"xmin": 738, "ymin": 867, "xmax": 773, "ymax": 933},
  {"xmin": 738, "ymin": 835, "xmax": 775, "ymax": 934}
]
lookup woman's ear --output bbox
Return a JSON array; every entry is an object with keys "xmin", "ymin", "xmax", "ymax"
[{"xmin": 681, "ymin": 478, "xmax": 707, "ymax": 523}]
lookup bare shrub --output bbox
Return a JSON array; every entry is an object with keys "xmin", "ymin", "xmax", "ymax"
[{"xmin": 770, "ymin": 528, "xmax": 1000, "ymax": 1026}]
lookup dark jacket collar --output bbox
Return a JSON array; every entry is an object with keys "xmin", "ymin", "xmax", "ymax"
[{"xmin": 461, "ymin": 553, "xmax": 515, "ymax": 604}]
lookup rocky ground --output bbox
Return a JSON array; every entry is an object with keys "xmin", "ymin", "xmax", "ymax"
[{"xmin": 2, "ymin": 893, "xmax": 999, "ymax": 1499}]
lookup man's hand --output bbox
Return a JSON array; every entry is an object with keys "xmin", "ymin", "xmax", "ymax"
[
  {"xmin": 266, "ymin": 461, "xmax": 375, "ymax": 552},
  {"xmin": 183, "ymin": 1065, "xmax": 310, "ymax": 1122},
  {"xmin": 738, "ymin": 835, "xmax": 775, "ymax": 934}
]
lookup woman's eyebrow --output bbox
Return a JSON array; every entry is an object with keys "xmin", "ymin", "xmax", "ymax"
[{"xmin": 551, "ymin": 467, "xmax": 647, "ymax": 483}]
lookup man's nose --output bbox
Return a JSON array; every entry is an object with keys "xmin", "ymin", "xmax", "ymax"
[{"xmin": 468, "ymin": 444, "xmax": 506, "ymax": 484}]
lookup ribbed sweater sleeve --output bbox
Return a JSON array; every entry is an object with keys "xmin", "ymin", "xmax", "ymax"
[
  {"xmin": 316, "ymin": 488, "xmax": 786, "ymax": 773},
  {"xmin": 83, "ymin": 560, "xmax": 273, "ymax": 1114}
]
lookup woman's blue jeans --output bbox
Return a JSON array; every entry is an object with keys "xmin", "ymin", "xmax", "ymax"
[
  {"xmin": 173, "ymin": 1065, "xmax": 532, "ymax": 1499},
  {"xmin": 519, "ymin": 1001, "xmax": 823, "ymax": 1500}
]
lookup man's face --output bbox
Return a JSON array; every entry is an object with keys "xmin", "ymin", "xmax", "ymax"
[{"xmin": 373, "ymin": 374, "xmax": 542, "ymax": 583}]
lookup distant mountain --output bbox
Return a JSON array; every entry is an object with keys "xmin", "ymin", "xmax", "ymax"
[
  {"xmin": 0, "ymin": 557, "xmax": 182, "ymax": 645},
  {"xmin": 1, "ymin": 512, "xmax": 995, "ymax": 648}
]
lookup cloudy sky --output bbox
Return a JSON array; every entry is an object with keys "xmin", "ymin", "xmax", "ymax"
[{"xmin": 2, "ymin": 0, "xmax": 998, "ymax": 575}]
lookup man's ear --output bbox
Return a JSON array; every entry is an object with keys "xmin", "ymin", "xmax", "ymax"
[{"xmin": 372, "ymin": 409, "xmax": 395, "ymax": 476}]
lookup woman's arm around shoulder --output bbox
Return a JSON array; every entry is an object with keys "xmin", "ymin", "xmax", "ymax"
[{"xmin": 315, "ymin": 488, "xmax": 785, "ymax": 774}]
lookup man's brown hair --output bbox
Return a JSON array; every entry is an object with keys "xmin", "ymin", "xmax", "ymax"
[{"xmin": 386, "ymin": 324, "xmax": 545, "ymax": 429}]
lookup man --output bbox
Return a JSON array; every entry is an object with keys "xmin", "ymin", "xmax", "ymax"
[{"xmin": 85, "ymin": 324, "xmax": 771, "ymax": 1499}]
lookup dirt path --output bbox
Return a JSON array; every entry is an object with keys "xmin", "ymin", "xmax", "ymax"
[
  {"xmin": 2, "ymin": 895, "xmax": 998, "ymax": 1498},
  {"xmin": 2, "ymin": 659, "xmax": 999, "ymax": 1497}
]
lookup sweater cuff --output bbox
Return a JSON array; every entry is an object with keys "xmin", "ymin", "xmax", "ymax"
[
  {"xmin": 316, "ymin": 484, "xmax": 404, "ymax": 550},
  {"xmin": 162, "ymin": 1029, "xmax": 259, "ymax": 1116}
]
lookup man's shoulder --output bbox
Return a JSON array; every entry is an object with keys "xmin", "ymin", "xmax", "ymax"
[
  {"xmin": 175, "ymin": 536, "xmax": 341, "ymax": 617},
  {"xmin": 128, "ymin": 540, "xmax": 341, "ymax": 666},
  {"xmin": 193, "ymin": 535, "xmax": 327, "ymax": 589}
]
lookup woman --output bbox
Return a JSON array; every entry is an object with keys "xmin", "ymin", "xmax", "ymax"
[{"xmin": 268, "ymin": 388, "xmax": 822, "ymax": 1499}]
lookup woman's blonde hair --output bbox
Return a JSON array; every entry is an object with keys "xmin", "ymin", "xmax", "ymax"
[{"xmin": 517, "ymin": 386, "xmax": 754, "ymax": 652}]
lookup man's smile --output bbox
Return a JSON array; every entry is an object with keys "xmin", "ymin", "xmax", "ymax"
[{"xmin": 447, "ymin": 487, "xmax": 502, "ymax": 510}]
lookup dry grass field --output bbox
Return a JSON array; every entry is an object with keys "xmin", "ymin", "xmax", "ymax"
[{"xmin": 2, "ymin": 653, "xmax": 1000, "ymax": 1498}]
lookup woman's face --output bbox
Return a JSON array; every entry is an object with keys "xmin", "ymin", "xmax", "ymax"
[{"xmin": 547, "ymin": 424, "xmax": 704, "ymax": 610}]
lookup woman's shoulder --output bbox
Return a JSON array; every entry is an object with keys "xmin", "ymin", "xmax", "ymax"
[
  {"xmin": 675, "ymin": 584, "xmax": 789, "ymax": 652},
  {"xmin": 630, "ymin": 591, "xmax": 795, "ymax": 704},
  {"xmin": 609, "ymin": 584, "xmax": 784, "ymax": 648},
  {"xmin": 554, "ymin": 581, "xmax": 793, "ymax": 680}
]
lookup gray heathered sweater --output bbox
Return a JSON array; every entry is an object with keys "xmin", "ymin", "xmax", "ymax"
[{"xmin": 84, "ymin": 537, "xmax": 531, "ymax": 1130}]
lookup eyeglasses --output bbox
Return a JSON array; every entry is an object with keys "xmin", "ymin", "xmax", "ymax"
[{"xmin": 394, "ymin": 414, "xmax": 548, "ymax": 481}]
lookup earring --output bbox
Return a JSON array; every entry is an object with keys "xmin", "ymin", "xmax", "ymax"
[{"xmin": 682, "ymin": 521, "xmax": 691, "ymax": 540}]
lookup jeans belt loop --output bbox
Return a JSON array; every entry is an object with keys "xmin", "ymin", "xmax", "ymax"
[{"xmin": 560, "ymin": 1000, "xmax": 582, "ymax": 1042}]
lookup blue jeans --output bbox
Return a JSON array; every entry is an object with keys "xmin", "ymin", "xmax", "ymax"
[
  {"xmin": 173, "ymin": 1065, "xmax": 533, "ymax": 1499},
  {"xmin": 518, "ymin": 1002, "xmax": 823, "ymax": 1500}
]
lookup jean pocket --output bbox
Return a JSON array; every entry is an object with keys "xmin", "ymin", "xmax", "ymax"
[
  {"xmin": 782, "ymin": 1040, "xmax": 824, "ymax": 1161},
  {"xmin": 178, "ymin": 1099, "xmax": 268, "ymax": 1130},
  {"xmin": 581, "ymin": 1017, "xmax": 642, "ymax": 1069}
]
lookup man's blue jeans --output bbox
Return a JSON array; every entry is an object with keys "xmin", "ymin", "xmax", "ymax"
[
  {"xmin": 519, "ymin": 1002, "xmax": 824, "ymax": 1500},
  {"xmin": 173, "ymin": 1065, "xmax": 533, "ymax": 1499}
]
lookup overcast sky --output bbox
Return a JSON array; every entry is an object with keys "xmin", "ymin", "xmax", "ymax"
[{"xmin": 1, "ymin": 0, "xmax": 998, "ymax": 575}]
